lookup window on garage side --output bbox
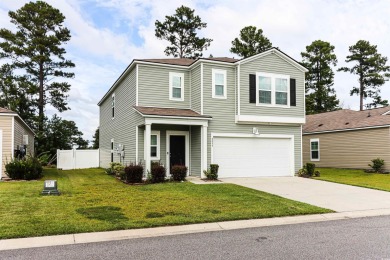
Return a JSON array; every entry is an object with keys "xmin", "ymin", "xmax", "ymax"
[{"xmin": 310, "ymin": 139, "xmax": 320, "ymax": 161}]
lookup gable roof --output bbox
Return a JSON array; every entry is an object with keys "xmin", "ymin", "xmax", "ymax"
[
  {"xmin": 0, "ymin": 107, "xmax": 17, "ymax": 114},
  {"xmin": 0, "ymin": 107, "xmax": 35, "ymax": 135},
  {"xmin": 303, "ymin": 106, "xmax": 390, "ymax": 134},
  {"xmin": 98, "ymin": 47, "xmax": 306, "ymax": 105},
  {"xmin": 133, "ymin": 106, "xmax": 212, "ymax": 119}
]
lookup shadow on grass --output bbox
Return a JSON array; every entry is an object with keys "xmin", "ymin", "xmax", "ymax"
[{"xmin": 76, "ymin": 206, "xmax": 128, "ymax": 223}]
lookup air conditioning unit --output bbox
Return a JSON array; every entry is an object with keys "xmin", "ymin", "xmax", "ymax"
[{"xmin": 23, "ymin": 135, "xmax": 28, "ymax": 145}]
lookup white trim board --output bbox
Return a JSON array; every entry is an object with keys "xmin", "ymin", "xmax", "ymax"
[
  {"xmin": 11, "ymin": 117, "xmax": 14, "ymax": 159},
  {"xmin": 166, "ymin": 131, "xmax": 190, "ymax": 176},
  {"xmin": 144, "ymin": 117, "xmax": 209, "ymax": 127},
  {"xmin": 235, "ymin": 115, "xmax": 305, "ymax": 125}
]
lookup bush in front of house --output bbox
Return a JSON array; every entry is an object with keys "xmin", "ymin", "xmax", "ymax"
[
  {"xmin": 151, "ymin": 162, "xmax": 166, "ymax": 183},
  {"xmin": 5, "ymin": 155, "xmax": 43, "ymax": 180},
  {"xmin": 124, "ymin": 163, "xmax": 144, "ymax": 183},
  {"xmin": 203, "ymin": 164, "xmax": 219, "ymax": 180},
  {"xmin": 297, "ymin": 163, "xmax": 320, "ymax": 178},
  {"xmin": 368, "ymin": 158, "xmax": 385, "ymax": 173},
  {"xmin": 171, "ymin": 165, "xmax": 187, "ymax": 181}
]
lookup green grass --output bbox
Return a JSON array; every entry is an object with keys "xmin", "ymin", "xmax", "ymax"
[
  {"xmin": 0, "ymin": 168, "xmax": 331, "ymax": 239},
  {"xmin": 315, "ymin": 168, "xmax": 390, "ymax": 191}
]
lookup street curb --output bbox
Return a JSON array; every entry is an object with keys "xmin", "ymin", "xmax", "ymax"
[{"xmin": 2, "ymin": 208, "xmax": 390, "ymax": 251}]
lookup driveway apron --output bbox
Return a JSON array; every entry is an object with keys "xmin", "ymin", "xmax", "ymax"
[{"xmin": 221, "ymin": 177, "xmax": 390, "ymax": 212}]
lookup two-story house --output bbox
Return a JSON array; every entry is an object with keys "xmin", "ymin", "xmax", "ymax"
[{"xmin": 98, "ymin": 48, "xmax": 307, "ymax": 178}]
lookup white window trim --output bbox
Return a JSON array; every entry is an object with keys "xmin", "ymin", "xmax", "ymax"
[
  {"xmin": 111, "ymin": 93, "xmax": 115, "ymax": 119},
  {"xmin": 310, "ymin": 138, "xmax": 320, "ymax": 161},
  {"xmin": 144, "ymin": 130, "xmax": 160, "ymax": 160},
  {"xmin": 212, "ymin": 69, "xmax": 227, "ymax": 99},
  {"xmin": 256, "ymin": 72, "xmax": 290, "ymax": 108},
  {"xmin": 169, "ymin": 72, "xmax": 184, "ymax": 101}
]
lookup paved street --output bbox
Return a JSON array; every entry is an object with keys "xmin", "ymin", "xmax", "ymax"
[{"xmin": 2, "ymin": 215, "xmax": 390, "ymax": 260}]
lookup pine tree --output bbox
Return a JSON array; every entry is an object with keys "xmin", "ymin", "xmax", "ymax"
[
  {"xmin": 301, "ymin": 40, "xmax": 339, "ymax": 114},
  {"xmin": 338, "ymin": 40, "xmax": 390, "ymax": 110},
  {"xmin": 230, "ymin": 26, "xmax": 272, "ymax": 58}
]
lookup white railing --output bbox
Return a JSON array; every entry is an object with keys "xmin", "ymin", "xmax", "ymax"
[{"xmin": 57, "ymin": 149, "xmax": 99, "ymax": 170}]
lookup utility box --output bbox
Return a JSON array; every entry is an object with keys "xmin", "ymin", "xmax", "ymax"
[{"xmin": 41, "ymin": 180, "xmax": 60, "ymax": 195}]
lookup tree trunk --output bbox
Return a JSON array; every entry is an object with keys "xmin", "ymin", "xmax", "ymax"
[
  {"xmin": 359, "ymin": 75, "xmax": 364, "ymax": 111},
  {"xmin": 39, "ymin": 62, "xmax": 44, "ymax": 135}
]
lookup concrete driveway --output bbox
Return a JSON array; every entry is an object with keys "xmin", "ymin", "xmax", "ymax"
[{"xmin": 221, "ymin": 177, "xmax": 390, "ymax": 212}]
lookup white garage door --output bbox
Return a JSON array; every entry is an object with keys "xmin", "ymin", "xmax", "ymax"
[{"xmin": 212, "ymin": 136, "xmax": 293, "ymax": 178}]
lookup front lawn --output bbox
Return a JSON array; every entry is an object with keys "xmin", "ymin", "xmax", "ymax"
[
  {"xmin": 0, "ymin": 168, "xmax": 331, "ymax": 239},
  {"xmin": 315, "ymin": 168, "xmax": 390, "ymax": 191}
]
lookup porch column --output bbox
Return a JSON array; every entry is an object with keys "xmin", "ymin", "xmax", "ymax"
[
  {"xmin": 201, "ymin": 125, "xmax": 208, "ymax": 178},
  {"xmin": 145, "ymin": 123, "xmax": 151, "ymax": 176}
]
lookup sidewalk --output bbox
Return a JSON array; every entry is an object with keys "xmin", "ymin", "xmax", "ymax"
[{"xmin": 2, "ymin": 208, "xmax": 390, "ymax": 251}]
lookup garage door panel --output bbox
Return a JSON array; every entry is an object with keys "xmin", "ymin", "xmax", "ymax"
[{"xmin": 213, "ymin": 137, "xmax": 292, "ymax": 178}]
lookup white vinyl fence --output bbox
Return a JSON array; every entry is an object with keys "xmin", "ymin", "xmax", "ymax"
[{"xmin": 57, "ymin": 149, "xmax": 99, "ymax": 170}]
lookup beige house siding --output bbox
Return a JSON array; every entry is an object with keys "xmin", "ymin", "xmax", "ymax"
[
  {"xmin": 14, "ymin": 117, "xmax": 34, "ymax": 155},
  {"xmin": 0, "ymin": 116, "xmax": 13, "ymax": 178},
  {"xmin": 303, "ymin": 127, "xmax": 390, "ymax": 171}
]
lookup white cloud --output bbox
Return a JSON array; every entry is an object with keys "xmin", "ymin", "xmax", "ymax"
[{"xmin": 1, "ymin": 0, "xmax": 390, "ymax": 140}]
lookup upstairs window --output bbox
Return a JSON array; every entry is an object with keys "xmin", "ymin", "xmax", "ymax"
[
  {"xmin": 169, "ymin": 72, "xmax": 184, "ymax": 101},
  {"xmin": 212, "ymin": 69, "xmax": 227, "ymax": 99},
  {"xmin": 111, "ymin": 93, "xmax": 115, "ymax": 118},
  {"xmin": 310, "ymin": 139, "xmax": 320, "ymax": 161},
  {"xmin": 256, "ymin": 72, "xmax": 290, "ymax": 107}
]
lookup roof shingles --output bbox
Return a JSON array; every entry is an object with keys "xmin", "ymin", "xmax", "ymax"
[
  {"xmin": 303, "ymin": 106, "xmax": 390, "ymax": 133},
  {"xmin": 134, "ymin": 106, "xmax": 212, "ymax": 118},
  {"xmin": 0, "ymin": 107, "xmax": 16, "ymax": 114}
]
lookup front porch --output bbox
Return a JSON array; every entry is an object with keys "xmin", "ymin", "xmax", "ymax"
[{"xmin": 134, "ymin": 106, "xmax": 212, "ymax": 178}]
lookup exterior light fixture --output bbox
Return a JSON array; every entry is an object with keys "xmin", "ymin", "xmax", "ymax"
[{"xmin": 252, "ymin": 127, "xmax": 260, "ymax": 135}]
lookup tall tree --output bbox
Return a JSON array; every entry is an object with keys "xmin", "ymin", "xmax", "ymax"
[
  {"xmin": 0, "ymin": 64, "xmax": 37, "ymax": 127},
  {"xmin": 0, "ymin": 1, "xmax": 75, "ymax": 145},
  {"xmin": 230, "ymin": 26, "xmax": 272, "ymax": 58},
  {"xmin": 92, "ymin": 127, "xmax": 99, "ymax": 149},
  {"xmin": 301, "ymin": 40, "xmax": 339, "ymax": 114},
  {"xmin": 338, "ymin": 40, "xmax": 390, "ymax": 110},
  {"xmin": 39, "ymin": 114, "xmax": 88, "ymax": 156},
  {"xmin": 155, "ymin": 5, "xmax": 212, "ymax": 59}
]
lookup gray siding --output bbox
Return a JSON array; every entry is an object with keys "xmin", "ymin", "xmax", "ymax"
[
  {"xmin": 190, "ymin": 126, "xmax": 201, "ymax": 176},
  {"xmin": 14, "ymin": 118, "xmax": 34, "ymax": 155},
  {"xmin": 203, "ymin": 62, "xmax": 302, "ymax": 172},
  {"xmin": 240, "ymin": 53, "xmax": 305, "ymax": 118},
  {"xmin": 190, "ymin": 64, "xmax": 201, "ymax": 113},
  {"xmin": 99, "ymin": 67, "xmax": 144, "ymax": 168},
  {"xmin": 138, "ymin": 65, "xmax": 190, "ymax": 109}
]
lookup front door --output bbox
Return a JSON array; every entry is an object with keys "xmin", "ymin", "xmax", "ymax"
[{"xmin": 170, "ymin": 135, "xmax": 186, "ymax": 168}]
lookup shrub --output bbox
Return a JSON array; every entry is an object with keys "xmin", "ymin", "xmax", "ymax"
[
  {"xmin": 297, "ymin": 163, "xmax": 320, "ymax": 178},
  {"xmin": 151, "ymin": 163, "xmax": 166, "ymax": 183},
  {"xmin": 369, "ymin": 158, "xmax": 385, "ymax": 173},
  {"xmin": 5, "ymin": 156, "xmax": 43, "ymax": 180},
  {"xmin": 171, "ymin": 165, "xmax": 187, "ymax": 181},
  {"xmin": 124, "ymin": 163, "xmax": 144, "ymax": 183},
  {"xmin": 109, "ymin": 162, "xmax": 124, "ymax": 177},
  {"xmin": 306, "ymin": 163, "xmax": 316, "ymax": 176},
  {"xmin": 37, "ymin": 152, "xmax": 51, "ymax": 166},
  {"xmin": 203, "ymin": 164, "xmax": 219, "ymax": 180}
]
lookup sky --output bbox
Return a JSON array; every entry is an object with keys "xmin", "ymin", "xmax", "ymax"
[{"xmin": 0, "ymin": 0, "xmax": 390, "ymax": 142}]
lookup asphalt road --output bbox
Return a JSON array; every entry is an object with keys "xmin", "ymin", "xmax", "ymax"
[{"xmin": 2, "ymin": 215, "xmax": 390, "ymax": 260}]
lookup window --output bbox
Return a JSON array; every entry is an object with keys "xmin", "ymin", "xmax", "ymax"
[
  {"xmin": 111, "ymin": 139, "xmax": 114, "ymax": 162},
  {"xmin": 111, "ymin": 93, "xmax": 115, "ymax": 118},
  {"xmin": 169, "ymin": 72, "xmax": 184, "ymax": 101},
  {"xmin": 212, "ymin": 69, "xmax": 227, "ymax": 99},
  {"xmin": 256, "ymin": 72, "xmax": 290, "ymax": 107},
  {"xmin": 145, "ymin": 131, "xmax": 160, "ymax": 160},
  {"xmin": 310, "ymin": 139, "xmax": 320, "ymax": 161}
]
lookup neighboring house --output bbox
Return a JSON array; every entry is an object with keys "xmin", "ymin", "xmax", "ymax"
[
  {"xmin": 0, "ymin": 107, "xmax": 35, "ymax": 180},
  {"xmin": 303, "ymin": 106, "xmax": 390, "ymax": 171},
  {"xmin": 98, "ymin": 48, "xmax": 307, "ymax": 178}
]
